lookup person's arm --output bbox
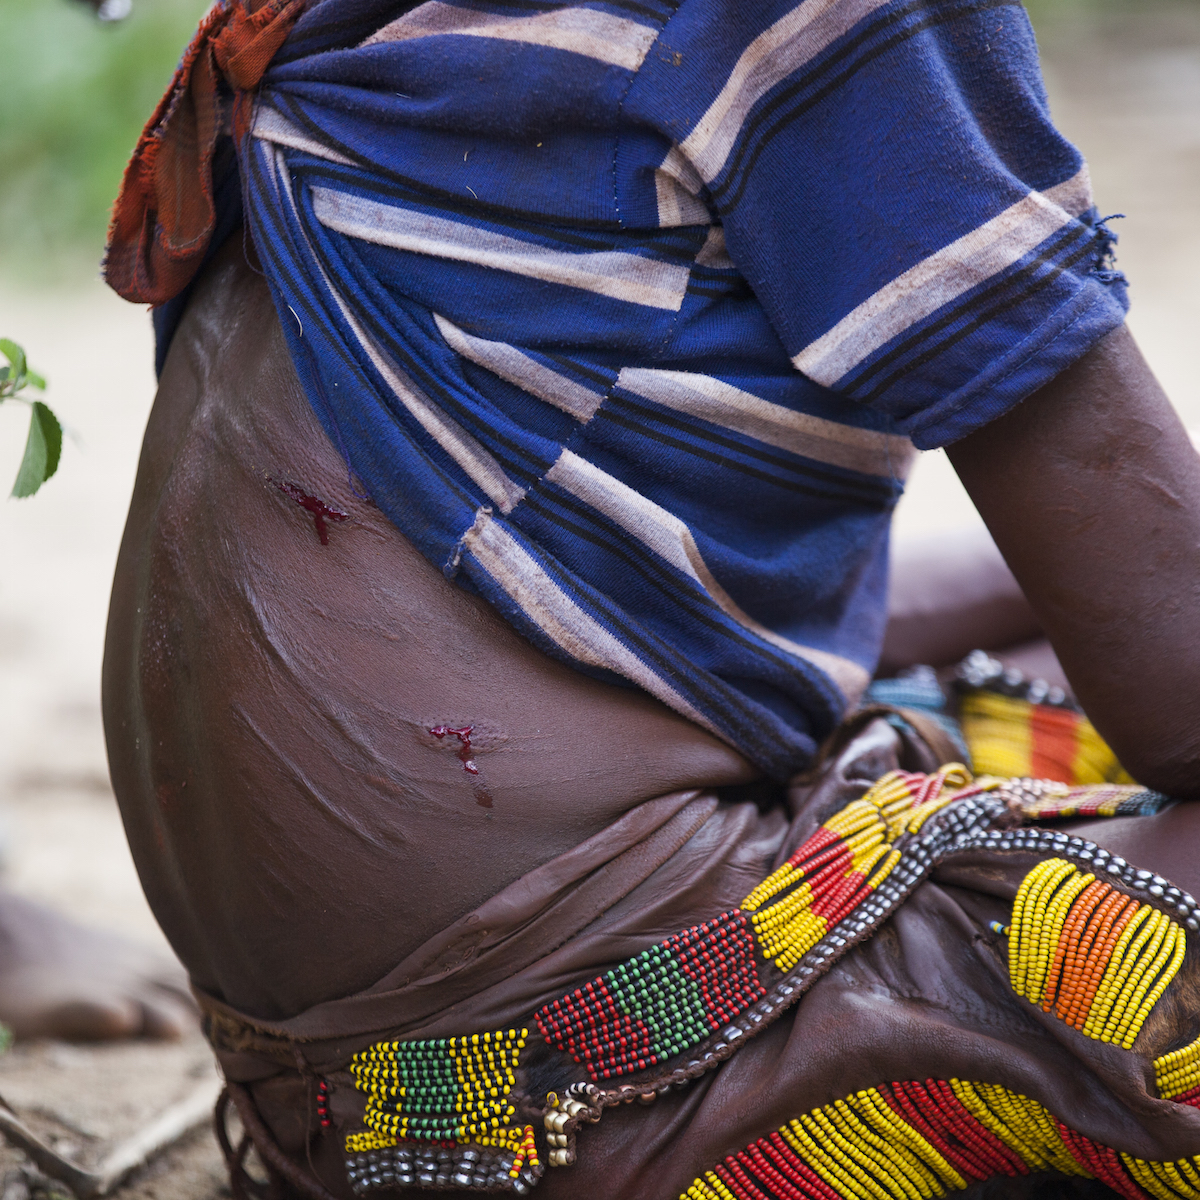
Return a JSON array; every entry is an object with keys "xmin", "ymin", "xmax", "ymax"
[{"xmin": 947, "ymin": 325, "xmax": 1200, "ymax": 797}]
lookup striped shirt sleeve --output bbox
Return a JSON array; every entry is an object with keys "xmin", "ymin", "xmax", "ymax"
[{"xmin": 625, "ymin": 0, "xmax": 1129, "ymax": 449}]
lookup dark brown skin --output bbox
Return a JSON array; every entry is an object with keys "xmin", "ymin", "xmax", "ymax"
[
  {"xmin": 948, "ymin": 325, "xmax": 1200, "ymax": 798},
  {"xmin": 103, "ymin": 235, "xmax": 1200, "ymax": 1025}
]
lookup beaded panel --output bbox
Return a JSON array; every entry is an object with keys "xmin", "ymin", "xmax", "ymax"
[
  {"xmin": 1008, "ymin": 781, "xmax": 1169, "ymax": 822},
  {"xmin": 742, "ymin": 767, "xmax": 972, "ymax": 973},
  {"xmin": 323, "ymin": 771, "xmax": 1198, "ymax": 1195},
  {"xmin": 536, "ymin": 767, "xmax": 973, "ymax": 1081},
  {"xmin": 960, "ymin": 688, "xmax": 1132, "ymax": 786},
  {"xmin": 345, "ymin": 1029, "xmax": 538, "ymax": 1181},
  {"xmin": 682, "ymin": 1077, "xmax": 1200, "ymax": 1200},
  {"xmin": 1009, "ymin": 858, "xmax": 1187, "ymax": 1049},
  {"xmin": 536, "ymin": 910, "xmax": 764, "ymax": 1080}
]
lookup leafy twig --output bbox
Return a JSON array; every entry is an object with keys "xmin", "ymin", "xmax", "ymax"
[{"xmin": 0, "ymin": 339, "xmax": 62, "ymax": 499}]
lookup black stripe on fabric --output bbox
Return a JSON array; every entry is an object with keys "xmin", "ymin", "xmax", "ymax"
[
  {"xmin": 597, "ymin": 402, "xmax": 894, "ymax": 510},
  {"xmin": 843, "ymin": 222, "xmax": 1089, "ymax": 397},
  {"xmin": 605, "ymin": 392, "xmax": 899, "ymax": 505},
  {"xmin": 455, "ymin": 339, "xmax": 612, "ymax": 403},
  {"xmin": 688, "ymin": 264, "xmax": 742, "ymax": 281},
  {"xmin": 355, "ymin": 300, "xmax": 551, "ymax": 485},
  {"xmin": 289, "ymin": 156, "xmax": 703, "ymax": 263},
  {"xmin": 244, "ymin": 148, "xmax": 482, "ymax": 511},
  {"xmin": 598, "ymin": 0, "xmax": 679, "ymax": 19},
  {"xmin": 853, "ymin": 230, "xmax": 1099, "ymax": 404},
  {"xmin": 513, "ymin": 530, "xmax": 736, "ymax": 701},
  {"xmin": 520, "ymin": 487, "xmax": 831, "ymax": 679},
  {"xmin": 533, "ymin": 526, "xmax": 842, "ymax": 741},
  {"xmin": 539, "ymin": 351, "xmax": 617, "ymax": 390},
  {"xmin": 686, "ymin": 281, "xmax": 750, "ymax": 299},
  {"xmin": 294, "ymin": 157, "xmax": 645, "ymax": 254},
  {"xmin": 318, "ymin": 278, "xmax": 557, "ymax": 484},
  {"xmin": 712, "ymin": 0, "xmax": 1023, "ymax": 213},
  {"xmin": 273, "ymin": 95, "xmax": 625, "ymax": 233}
]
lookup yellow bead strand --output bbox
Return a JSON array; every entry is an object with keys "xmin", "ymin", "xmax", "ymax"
[
  {"xmin": 811, "ymin": 1104, "xmax": 924, "ymax": 1200},
  {"xmin": 1083, "ymin": 905, "xmax": 1154, "ymax": 1039},
  {"xmin": 788, "ymin": 1113, "xmax": 885, "ymax": 1200},
  {"xmin": 1121, "ymin": 1154, "xmax": 1197, "ymax": 1200},
  {"xmin": 1098, "ymin": 911, "xmax": 1166, "ymax": 1044},
  {"xmin": 1155, "ymin": 1035, "xmax": 1200, "ymax": 1099},
  {"xmin": 1112, "ymin": 923, "xmax": 1186, "ymax": 1050},
  {"xmin": 849, "ymin": 1088, "xmax": 966, "ymax": 1193},
  {"xmin": 1009, "ymin": 859, "xmax": 1075, "ymax": 1000},
  {"xmin": 827, "ymin": 1098, "xmax": 940, "ymax": 1199},
  {"xmin": 1028, "ymin": 869, "xmax": 1094, "ymax": 1005},
  {"xmin": 741, "ymin": 863, "xmax": 796, "ymax": 914}
]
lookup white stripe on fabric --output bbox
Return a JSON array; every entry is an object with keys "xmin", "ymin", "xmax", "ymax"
[
  {"xmin": 269, "ymin": 149, "xmax": 525, "ymax": 513},
  {"xmin": 659, "ymin": 146, "xmax": 707, "ymax": 196},
  {"xmin": 694, "ymin": 227, "xmax": 735, "ymax": 270},
  {"xmin": 1044, "ymin": 164, "xmax": 1094, "ymax": 218},
  {"xmin": 617, "ymin": 367, "xmax": 914, "ymax": 480},
  {"xmin": 545, "ymin": 450, "xmax": 869, "ymax": 699},
  {"xmin": 363, "ymin": 2, "xmax": 657, "ymax": 71},
  {"xmin": 252, "ymin": 106, "xmax": 357, "ymax": 166},
  {"xmin": 434, "ymin": 313, "xmax": 605, "ymax": 423},
  {"xmin": 678, "ymin": 0, "xmax": 893, "ymax": 183},
  {"xmin": 312, "ymin": 187, "xmax": 691, "ymax": 311},
  {"xmin": 654, "ymin": 170, "xmax": 711, "ymax": 228},
  {"xmin": 461, "ymin": 510, "xmax": 724, "ymax": 733},
  {"xmin": 792, "ymin": 179, "xmax": 1088, "ymax": 386}
]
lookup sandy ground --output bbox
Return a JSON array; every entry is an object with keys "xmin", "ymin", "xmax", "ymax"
[{"xmin": 0, "ymin": 6, "xmax": 1198, "ymax": 1195}]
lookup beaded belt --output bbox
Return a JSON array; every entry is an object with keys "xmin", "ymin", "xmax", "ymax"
[{"xmin": 324, "ymin": 766, "xmax": 1200, "ymax": 1198}]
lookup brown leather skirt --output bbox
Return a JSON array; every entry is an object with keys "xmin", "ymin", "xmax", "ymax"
[{"xmin": 197, "ymin": 713, "xmax": 1200, "ymax": 1200}]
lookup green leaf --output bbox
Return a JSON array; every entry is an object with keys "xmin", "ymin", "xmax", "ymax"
[
  {"xmin": 0, "ymin": 338, "xmax": 26, "ymax": 381},
  {"xmin": 24, "ymin": 369, "xmax": 45, "ymax": 391},
  {"xmin": 11, "ymin": 400, "xmax": 63, "ymax": 498}
]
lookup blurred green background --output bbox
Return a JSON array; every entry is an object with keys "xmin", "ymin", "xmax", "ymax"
[
  {"xmin": 0, "ymin": 0, "xmax": 1191, "ymax": 283},
  {"xmin": 0, "ymin": 0, "xmax": 210, "ymax": 282}
]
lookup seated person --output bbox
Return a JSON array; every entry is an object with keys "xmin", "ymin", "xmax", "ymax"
[{"xmin": 100, "ymin": 0, "xmax": 1200, "ymax": 1195}]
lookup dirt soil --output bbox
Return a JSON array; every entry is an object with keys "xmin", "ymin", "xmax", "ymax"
[{"xmin": 0, "ymin": 6, "xmax": 1198, "ymax": 1198}]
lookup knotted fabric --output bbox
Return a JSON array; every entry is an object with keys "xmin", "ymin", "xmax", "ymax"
[{"xmin": 103, "ymin": 0, "xmax": 303, "ymax": 305}]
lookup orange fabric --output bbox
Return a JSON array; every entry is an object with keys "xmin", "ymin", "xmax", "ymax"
[{"xmin": 103, "ymin": 0, "xmax": 304, "ymax": 305}]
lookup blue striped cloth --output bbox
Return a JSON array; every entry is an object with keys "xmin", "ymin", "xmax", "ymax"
[{"xmin": 167, "ymin": 0, "xmax": 1128, "ymax": 780}]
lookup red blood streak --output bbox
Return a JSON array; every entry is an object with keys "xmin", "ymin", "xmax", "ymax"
[
  {"xmin": 429, "ymin": 725, "xmax": 479, "ymax": 774},
  {"xmin": 270, "ymin": 477, "xmax": 348, "ymax": 545}
]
